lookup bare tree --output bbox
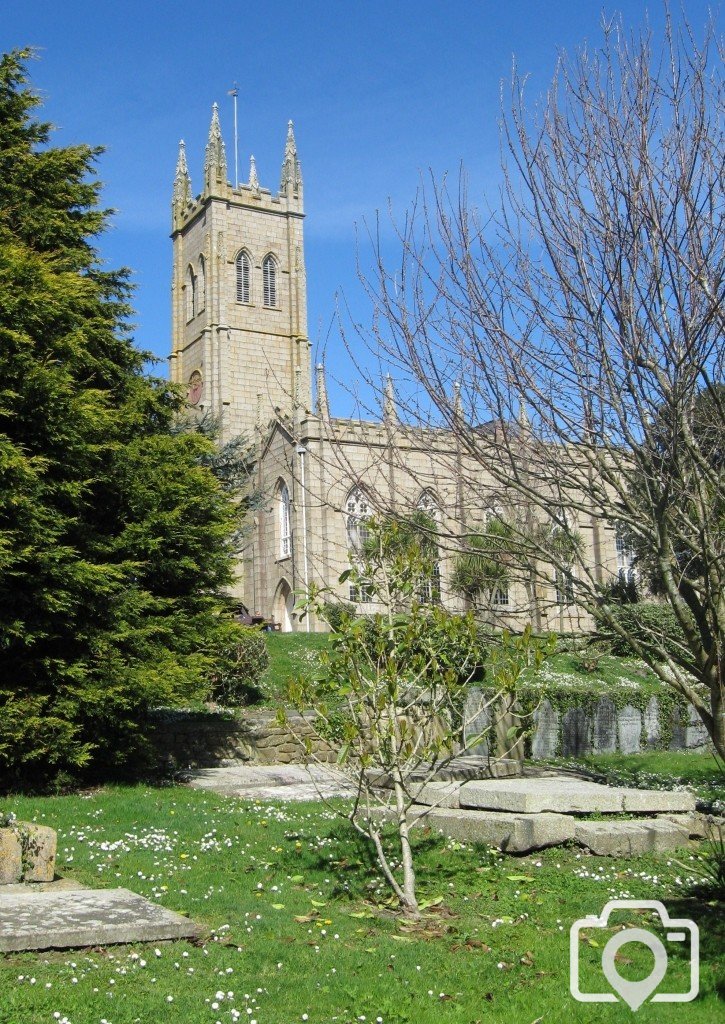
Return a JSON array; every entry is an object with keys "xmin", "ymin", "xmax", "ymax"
[{"xmin": 343, "ymin": 12, "xmax": 725, "ymax": 756}]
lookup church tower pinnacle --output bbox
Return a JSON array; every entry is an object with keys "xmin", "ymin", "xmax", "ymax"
[
  {"xmin": 204, "ymin": 102, "xmax": 228, "ymax": 195},
  {"xmin": 280, "ymin": 119, "xmax": 302, "ymax": 198},
  {"xmin": 171, "ymin": 140, "xmax": 192, "ymax": 229}
]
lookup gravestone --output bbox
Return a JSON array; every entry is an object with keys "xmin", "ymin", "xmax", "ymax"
[
  {"xmin": 685, "ymin": 706, "xmax": 709, "ymax": 750},
  {"xmin": 463, "ymin": 690, "xmax": 490, "ymax": 757},
  {"xmin": 531, "ymin": 700, "xmax": 560, "ymax": 759},
  {"xmin": 561, "ymin": 707, "xmax": 591, "ymax": 756},
  {"xmin": 593, "ymin": 698, "xmax": 618, "ymax": 754},
  {"xmin": 643, "ymin": 696, "xmax": 661, "ymax": 747},
  {"xmin": 617, "ymin": 704, "xmax": 642, "ymax": 754}
]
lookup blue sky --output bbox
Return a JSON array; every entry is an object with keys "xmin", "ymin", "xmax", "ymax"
[{"xmin": 3, "ymin": 1, "xmax": 716, "ymax": 413}]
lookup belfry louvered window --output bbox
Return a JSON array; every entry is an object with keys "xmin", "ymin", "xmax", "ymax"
[
  {"xmin": 263, "ymin": 254, "xmax": 277, "ymax": 307},
  {"xmin": 235, "ymin": 251, "xmax": 251, "ymax": 304},
  {"xmin": 186, "ymin": 265, "xmax": 196, "ymax": 320}
]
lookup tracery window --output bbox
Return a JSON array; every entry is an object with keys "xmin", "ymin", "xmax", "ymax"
[
  {"xmin": 416, "ymin": 491, "xmax": 441, "ymax": 604},
  {"xmin": 278, "ymin": 482, "xmax": 291, "ymax": 558},
  {"xmin": 186, "ymin": 265, "xmax": 196, "ymax": 320},
  {"xmin": 197, "ymin": 255, "xmax": 206, "ymax": 312},
  {"xmin": 263, "ymin": 253, "xmax": 278, "ymax": 307},
  {"xmin": 236, "ymin": 250, "xmax": 251, "ymax": 304},
  {"xmin": 346, "ymin": 487, "xmax": 371, "ymax": 553}
]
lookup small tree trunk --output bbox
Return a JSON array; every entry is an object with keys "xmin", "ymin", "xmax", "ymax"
[{"xmin": 393, "ymin": 774, "xmax": 419, "ymax": 917}]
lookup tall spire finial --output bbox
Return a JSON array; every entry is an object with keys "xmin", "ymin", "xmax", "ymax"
[
  {"xmin": 316, "ymin": 363, "xmax": 330, "ymax": 421},
  {"xmin": 248, "ymin": 154, "xmax": 260, "ymax": 192},
  {"xmin": 173, "ymin": 139, "xmax": 192, "ymax": 208},
  {"xmin": 280, "ymin": 119, "xmax": 302, "ymax": 197},
  {"xmin": 383, "ymin": 373, "xmax": 398, "ymax": 426},
  {"xmin": 204, "ymin": 102, "xmax": 228, "ymax": 194}
]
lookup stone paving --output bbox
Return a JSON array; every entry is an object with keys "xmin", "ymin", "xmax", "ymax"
[{"xmin": 187, "ymin": 762, "xmax": 355, "ymax": 801}]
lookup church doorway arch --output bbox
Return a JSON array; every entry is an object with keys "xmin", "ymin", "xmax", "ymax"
[{"xmin": 273, "ymin": 579, "xmax": 295, "ymax": 632}]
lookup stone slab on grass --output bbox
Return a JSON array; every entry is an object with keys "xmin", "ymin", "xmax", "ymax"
[
  {"xmin": 621, "ymin": 789, "xmax": 696, "ymax": 813},
  {"xmin": 574, "ymin": 819, "xmax": 690, "ymax": 857},
  {"xmin": 366, "ymin": 806, "xmax": 576, "ymax": 853},
  {"xmin": 0, "ymin": 887, "xmax": 200, "ymax": 952},
  {"xmin": 458, "ymin": 777, "xmax": 694, "ymax": 815}
]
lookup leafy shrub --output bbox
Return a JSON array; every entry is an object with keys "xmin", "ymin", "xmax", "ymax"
[
  {"xmin": 321, "ymin": 600, "xmax": 356, "ymax": 633},
  {"xmin": 207, "ymin": 624, "xmax": 270, "ymax": 706},
  {"xmin": 598, "ymin": 602, "xmax": 688, "ymax": 661}
]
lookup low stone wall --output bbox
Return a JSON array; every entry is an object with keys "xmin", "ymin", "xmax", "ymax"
[
  {"xmin": 150, "ymin": 687, "xmax": 711, "ymax": 770},
  {"xmin": 464, "ymin": 690, "xmax": 710, "ymax": 760},
  {"xmin": 148, "ymin": 708, "xmax": 336, "ymax": 769}
]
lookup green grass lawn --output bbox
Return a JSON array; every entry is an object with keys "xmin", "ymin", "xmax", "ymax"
[
  {"xmin": 260, "ymin": 632, "xmax": 331, "ymax": 700},
  {"xmin": 1, "ymin": 784, "xmax": 722, "ymax": 1024}
]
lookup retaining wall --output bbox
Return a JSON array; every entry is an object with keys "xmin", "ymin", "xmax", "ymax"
[{"xmin": 150, "ymin": 691, "xmax": 710, "ymax": 770}]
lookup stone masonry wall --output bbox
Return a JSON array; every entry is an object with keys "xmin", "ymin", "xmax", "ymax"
[{"xmin": 149, "ymin": 709, "xmax": 336, "ymax": 770}]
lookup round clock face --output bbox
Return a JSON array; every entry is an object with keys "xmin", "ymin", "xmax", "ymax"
[{"xmin": 187, "ymin": 371, "xmax": 203, "ymax": 406}]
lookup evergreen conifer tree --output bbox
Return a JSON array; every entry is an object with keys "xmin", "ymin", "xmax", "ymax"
[{"xmin": 0, "ymin": 50, "xmax": 253, "ymax": 788}]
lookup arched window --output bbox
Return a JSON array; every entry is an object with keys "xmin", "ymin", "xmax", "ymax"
[
  {"xmin": 186, "ymin": 265, "xmax": 196, "ymax": 320},
  {"xmin": 263, "ymin": 253, "xmax": 277, "ymax": 307},
  {"xmin": 416, "ymin": 491, "xmax": 441, "ymax": 604},
  {"xmin": 236, "ymin": 250, "xmax": 251, "ymax": 304},
  {"xmin": 197, "ymin": 255, "xmax": 206, "ymax": 312},
  {"xmin": 615, "ymin": 525, "xmax": 637, "ymax": 584},
  {"xmin": 346, "ymin": 487, "xmax": 370, "ymax": 553},
  {"xmin": 278, "ymin": 482, "xmax": 291, "ymax": 558}
]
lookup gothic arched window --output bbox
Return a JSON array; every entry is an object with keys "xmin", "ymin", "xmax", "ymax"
[
  {"xmin": 346, "ymin": 487, "xmax": 370, "ymax": 553},
  {"xmin": 186, "ymin": 265, "xmax": 196, "ymax": 320},
  {"xmin": 278, "ymin": 482, "xmax": 291, "ymax": 558},
  {"xmin": 263, "ymin": 253, "xmax": 278, "ymax": 307},
  {"xmin": 236, "ymin": 250, "xmax": 251, "ymax": 304},
  {"xmin": 197, "ymin": 255, "xmax": 206, "ymax": 312},
  {"xmin": 416, "ymin": 491, "xmax": 441, "ymax": 604}
]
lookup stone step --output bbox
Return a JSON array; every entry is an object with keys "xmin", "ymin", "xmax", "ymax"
[
  {"xmin": 575, "ymin": 819, "xmax": 691, "ymax": 856},
  {"xmin": 455, "ymin": 778, "xmax": 695, "ymax": 815},
  {"xmin": 367, "ymin": 805, "xmax": 576, "ymax": 853}
]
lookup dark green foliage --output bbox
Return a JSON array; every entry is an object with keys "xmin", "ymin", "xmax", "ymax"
[
  {"xmin": 207, "ymin": 623, "xmax": 270, "ymax": 706},
  {"xmin": 320, "ymin": 600, "xmax": 356, "ymax": 633},
  {"xmin": 0, "ymin": 51, "xmax": 251, "ymax": 789},
  {"xmin": 598, "ymin": 603, "xmax": 688, "ymax": 663}
]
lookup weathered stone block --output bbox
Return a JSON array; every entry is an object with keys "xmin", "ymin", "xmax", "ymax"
[
  {"xmin": 575, "ymin": 819, "xmax": 690, "ymax": 856},
  {"xmin": 19, "ymin": 824, "xmax": 57, "ymax": 882},
  {"xmin": 621, "ymin": 788, "xmax": 696, "ymax": 813},
  {"xmin": 0, "ymin": 829, "xmax": 22, "ymax": 884}
]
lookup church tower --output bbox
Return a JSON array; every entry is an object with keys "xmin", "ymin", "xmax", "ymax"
[{"xmin": 169, "ymin": 107, "xmax": 311, "ymax": 441}]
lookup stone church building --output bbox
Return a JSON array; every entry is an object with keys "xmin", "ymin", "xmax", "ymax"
[{"xmin": 169, "ymin": 107, "xmax": 631, "ymax": 633}]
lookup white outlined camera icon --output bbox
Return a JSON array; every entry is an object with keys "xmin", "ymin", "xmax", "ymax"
[{"xmin": 570, "ymin": 900, "xmax": 699, "ymax": 1011}]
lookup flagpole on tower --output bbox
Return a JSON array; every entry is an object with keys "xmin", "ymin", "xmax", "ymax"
[{"xmin": 228, "ymin": 83, "xmax": 239, "ymax": 187}]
